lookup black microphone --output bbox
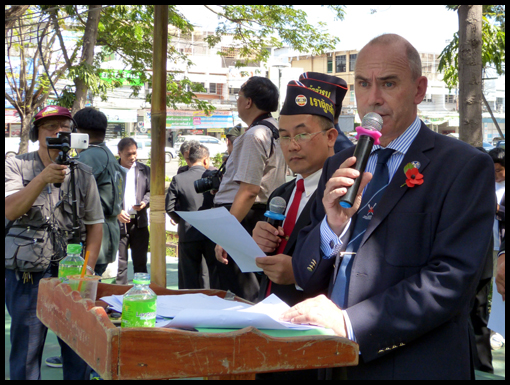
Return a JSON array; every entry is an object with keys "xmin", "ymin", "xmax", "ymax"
[
  {"xmin": 264, "ymin": 196, "xmax": 287, "ymax": 227},
  {"xmin": 340, "ymin": 112, "xmax": 383, "ymax": 209}
]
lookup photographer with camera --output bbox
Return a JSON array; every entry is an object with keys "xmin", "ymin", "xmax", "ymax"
[
  {"xmin": 5, "ymin": 106, "xmax": 104, "ymax": 380},
  {"xmin": 166, "ymin": 143, "xmax": 218, "ymax": 289},
  {"xmin": 213, "ymin": 76, "xmax": 287, "ymax": 302}
]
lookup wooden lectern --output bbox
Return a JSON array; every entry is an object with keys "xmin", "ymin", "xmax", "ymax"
[{"xmin": 37, "ymin": 278, "xmax": 358, "ymax": 380}]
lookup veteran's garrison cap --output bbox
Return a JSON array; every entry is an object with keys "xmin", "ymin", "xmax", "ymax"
[
  {"xmin": 280, "ymin": 80, "xmax": 335, "ymax": 123},
  {"xmin": 298, "ymin": 72, "xmax": 348, "ymax": 119}
]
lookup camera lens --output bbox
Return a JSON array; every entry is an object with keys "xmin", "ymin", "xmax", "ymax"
[{"xmin": 194, "ymin": 178, "xmax": 213, "ymax": 194}]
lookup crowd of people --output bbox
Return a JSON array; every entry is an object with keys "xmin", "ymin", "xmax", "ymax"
[{"xmin": 5, "ymin": 33, "xmax": 505, "ymax": 380}]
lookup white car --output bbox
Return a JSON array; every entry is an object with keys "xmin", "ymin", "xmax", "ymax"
[
  {"xmin": 174, "ymin": 135, "xmax": 227, "ymax": 158},
  {"xmin": 105, "ymin": 137, "xmax": 177, "ymax": 163}
]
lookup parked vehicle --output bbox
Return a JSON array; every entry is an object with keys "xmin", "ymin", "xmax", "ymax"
[
  {"xmin": 174, "ymin": 135, "xmax": 227, "ymax": 157},
  {"xmin": 105, "ymin": 137, "xmax": 176, "ymax": 163},
  {"xmin": 5, "ymin": 137, "xmax": 39, "ymax": 158},
  {"xmin": 483, "ymin": 141, "xmax": 495, "ymax": 151},
  {"xmin": 135, "ymin": 138, "xmax": 177, "ymax": 163}
]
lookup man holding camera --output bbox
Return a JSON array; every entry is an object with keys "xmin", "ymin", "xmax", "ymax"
[
  {"xmin": 166, "ymin": 143, "xmax": 218, "ymax": 289},
  {"xmin": 213, "ymin": 76, "xmax": 287, "ymax": 302},
  {"xmin": 5, "ymin": 105, "xmax": 104, "ymax": 380}
]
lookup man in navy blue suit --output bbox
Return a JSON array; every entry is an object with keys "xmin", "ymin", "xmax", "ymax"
[{"xmin": 281, "ymin": 34, "xmax": 495, "ymax": 380}]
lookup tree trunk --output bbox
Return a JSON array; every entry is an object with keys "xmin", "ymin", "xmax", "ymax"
[
  {"xmin": 19, "ymin": 112, "xmax": 35, "ymax": 154},
  {"xmin": 72, "ymin": 5, "xmax": 101, "ymax": 115},
  {"xmin": 457, "ymin": 5, "xmax": 483, "ymax": 146}
]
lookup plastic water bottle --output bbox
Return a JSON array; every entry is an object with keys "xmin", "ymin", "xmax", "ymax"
[
  {"xmin": 58, "ymin": 244, "xmax": 84, "ymax": 282},
  {"xmin": 121, "ymin": 273, "xmax": 157, "ymax": 328}
]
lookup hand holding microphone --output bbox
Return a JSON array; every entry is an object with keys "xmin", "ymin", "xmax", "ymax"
[
  {"xmin": 322, "ymin": 113, "xmax": 381, "ymax": 236},
  {"xmin": 340, "ymin": 112, "xmax": 383, "ymax": 208},
  {"xmin": 253, "ymin": 197, "xmax": 287, "ymax": 253}
]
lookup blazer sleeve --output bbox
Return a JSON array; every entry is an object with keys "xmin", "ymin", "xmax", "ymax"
[
  {"xmin": 141, "ymin": 165, "xmax": 151, "ymax": 207},
  {"xmin": 165, "ymin": 177, "xmax": 181, "ymax": 224},
  {"xmin": 345, "ymin": 153, "xmax": 496, "ymax": 363}
]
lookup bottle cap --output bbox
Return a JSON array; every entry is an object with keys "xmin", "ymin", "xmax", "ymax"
[{"xmin": 66, "ymin": 243, "xmax": 82, "ymax": 254}]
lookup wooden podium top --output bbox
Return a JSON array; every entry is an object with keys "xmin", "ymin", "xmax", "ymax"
[{"xmin": 36, "ymin": 278, "xmax": 358, "ymax": 380}]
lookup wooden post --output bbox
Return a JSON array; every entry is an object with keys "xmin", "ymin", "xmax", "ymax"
[{"xmin": 150, "ymin": 5, "xmax": 168, "ymax": 287}]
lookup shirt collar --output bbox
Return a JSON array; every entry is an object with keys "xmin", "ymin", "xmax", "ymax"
[
  {"xmin": 372, "ymin": 116, "xmax": 421, "ymax": 155},
  {"xmin": 296, "ymin": 168, "xmax": 323, "ymax": 198}
]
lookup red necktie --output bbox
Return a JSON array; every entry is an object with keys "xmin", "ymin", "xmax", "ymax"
[{"xmin": 266, "ymin": 178, "xmax": 305, "ymax": 297}]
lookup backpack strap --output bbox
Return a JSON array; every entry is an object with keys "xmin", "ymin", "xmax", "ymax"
[{"xmin": 253, "ymin": 119, "xmax": 279, "ymax": 158}]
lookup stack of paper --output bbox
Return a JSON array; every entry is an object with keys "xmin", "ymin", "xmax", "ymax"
[{"xmin": 100, "ymin": 293, "xmax": 325, "ymax": 331}]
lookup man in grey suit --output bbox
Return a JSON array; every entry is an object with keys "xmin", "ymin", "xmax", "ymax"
[{"xmin": 165, "ymin": 143, "xmax": 218, "ymax": 289}]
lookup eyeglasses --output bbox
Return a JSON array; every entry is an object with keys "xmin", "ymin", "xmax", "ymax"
[
  {"xmin": 278, "ymin": 130, "xmax": 329, "ymax": 147},
  {"xmin": 39, "ymin": 121, "xmax": 72, "ymax": 132}
]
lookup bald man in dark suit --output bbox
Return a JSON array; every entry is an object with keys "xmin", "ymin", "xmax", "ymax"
[{"xmin": 282, "ymin": 34, "xmax": 495, "ymax": 380}]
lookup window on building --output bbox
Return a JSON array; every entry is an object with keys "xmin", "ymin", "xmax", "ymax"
[
  {"xmin": 336, "ymin": 55, "xmax": 346, "ymax": 73},
  {"xmin": 445, "ymin": 94, "xmax": 456, "ymax": 103},
  {"xmin": 350, "ymin": 85, "xmax": 355, "ymax": 103},
  {"xmin": 327, "ymin": 57, "xmax": 333, "ymax": 73},
  {"xmin": 349, "ymin": 54, "xmax": 357, "ymax": 72},
  {"xmin": 209, "ymin": 83, "xmax": 217, "ymax": 94}
]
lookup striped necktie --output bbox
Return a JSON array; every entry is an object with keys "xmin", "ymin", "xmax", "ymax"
[{"xmin": 331, "ymin": 148, "xmax": 395, "ymax": 308}]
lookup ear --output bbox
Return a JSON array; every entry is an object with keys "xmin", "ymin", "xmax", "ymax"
[
  {"xmin": 327, "ymin": 127, "xmax": 338, "ymax": 148},
  {"xmin": 414, "ymin": 76, "xmax": 428, "ymax": 105},
  {"xmin": 241, "ymin": 96, "xmax": 253, "ymax": 110}
]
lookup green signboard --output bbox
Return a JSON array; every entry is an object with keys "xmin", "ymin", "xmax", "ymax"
[{"xmin": 99, "ymin": 69, "xmax": 144, "ymax": 86}]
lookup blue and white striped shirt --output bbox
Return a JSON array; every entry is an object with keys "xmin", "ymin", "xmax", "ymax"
[
  {"xmin": 320, "ymin": 116, "xmax": 421, "ymax": 342},
  {"xmin": 320, "ymin": 116, "xmax": 422, "ymax": 258}
]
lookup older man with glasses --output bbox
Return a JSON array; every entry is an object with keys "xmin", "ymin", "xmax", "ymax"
[{"xmin": 5, "ymin": 105, "xmax": 103, "ymax": 380}]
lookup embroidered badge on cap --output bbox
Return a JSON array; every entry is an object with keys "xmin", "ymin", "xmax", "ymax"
[{"xmin": 295, "ymin": 95, "xmax": 307, "ymax": 107}]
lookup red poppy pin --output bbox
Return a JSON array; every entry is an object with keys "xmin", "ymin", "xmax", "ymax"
[{"xmin": 401, "ymin": 162, "xmax": 424, "ymax": 188}]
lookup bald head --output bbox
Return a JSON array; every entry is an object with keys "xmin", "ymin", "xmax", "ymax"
[{"xmin": 359, "ymin": 34, "xmax": 422, "ymax": 81}]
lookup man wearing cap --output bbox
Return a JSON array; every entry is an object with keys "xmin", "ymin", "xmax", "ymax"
[
  {"xmin": 225, "ymin": 123, "xmax": 241, "ymax": 155},
  {"xmin": 299, "ymin": 72, "xmax": 353, "ymax": 153},
  {"xmin": 253, "ymin": 80, "xmax": 338, "ymax": 309},
  {"xmin": 5, "ymin": 105, "xmax": 104, "ymax": 379},
  {"xmin": 213, "ymin": 76, "xmax": 287, "ymax": 302},
  {"xmin": 281, "ymin": 34, "xmax": 495, "ymax": 380}
]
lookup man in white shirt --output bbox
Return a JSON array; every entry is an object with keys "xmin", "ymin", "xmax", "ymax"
[
  {"xmin": 213, "ymin": 76, "xmax": 286, "ymax": 302},
  {"xmin": 116, "ymin": 138, "xmax": 151, "ymax": 284}
]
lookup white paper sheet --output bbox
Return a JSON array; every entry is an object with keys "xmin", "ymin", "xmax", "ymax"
[
  {"xmin": 100, "ymin": 293, "xmax": 251, "ymax": 318},
  {"xmin": 176, "ymin": 207, "xmax": 266, "ymax": 272},
  {"xmin": 100, "ymin": 293, "xmax": 325, "ymax": 331},
  {"xmin": 168, "ymin": 294, "xmax": 323, "ymax": 331},
  {"xmin": 488, "ymin": 278, "xmax": 506, "ymax": 338}
]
